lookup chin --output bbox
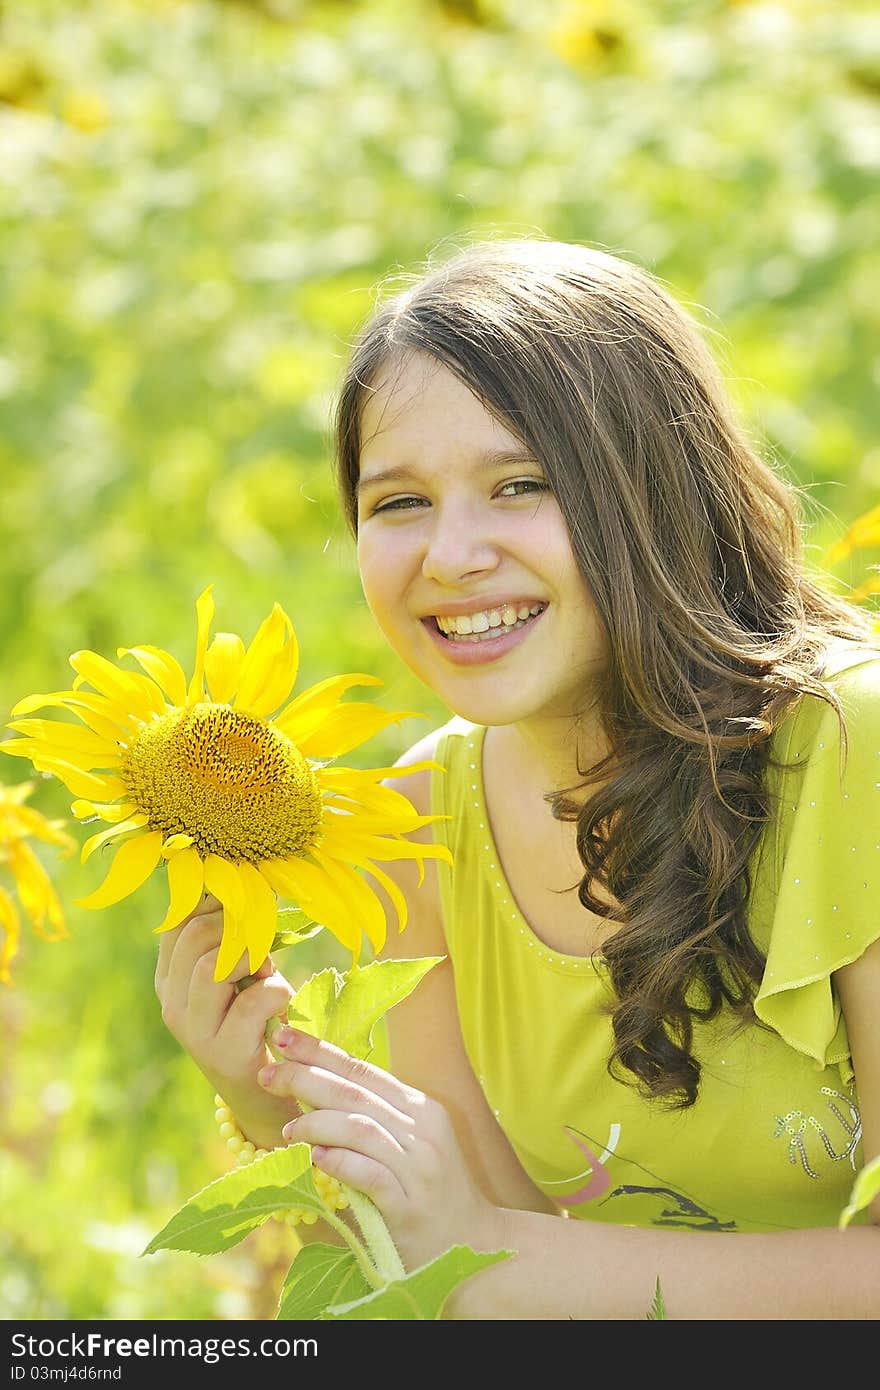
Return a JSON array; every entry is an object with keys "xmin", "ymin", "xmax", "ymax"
[{"xmin": 437, "ymin": 687, "xmax": 551, "ymax": 728}]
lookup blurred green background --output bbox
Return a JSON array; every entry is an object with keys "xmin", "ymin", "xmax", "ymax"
[{"xmin": 0, "ymin": 0, "xmax": 878, "ymax": 1320}]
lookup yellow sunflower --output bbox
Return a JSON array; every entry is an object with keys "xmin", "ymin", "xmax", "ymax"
[
  {"xmin": 1, "ymin": 588, "xmax": 450, "ymax": 979},
  {"xmin": 0, "ymin": 779, "xmax": 74, "ymax": 982}
]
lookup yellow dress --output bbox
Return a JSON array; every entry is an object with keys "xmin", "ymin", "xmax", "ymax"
[{"xmin": 430, "ymin": 643, "xmax": 880, "ymax": 1232}]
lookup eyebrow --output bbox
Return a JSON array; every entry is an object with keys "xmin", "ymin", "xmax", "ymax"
[{"xmin": 356, "ymin": 447, "xmax": 539, "ymax": 494}]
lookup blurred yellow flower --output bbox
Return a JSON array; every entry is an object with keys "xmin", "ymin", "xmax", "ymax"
[
  {"xmin": 2, "ymin": 588, "xmax": 450, "ymax": 979},
  {"xmin": 0, "ymin": 780, "xmax": 73, "ymax": 983},
  {"xmin": 62, "ymin": 90, "xmax": 109, "ymax": 133},
  {"xmin": 824, "ymin": 502, "xmax": 880, "ymax": 567}
]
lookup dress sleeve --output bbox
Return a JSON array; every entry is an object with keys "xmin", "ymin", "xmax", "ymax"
[{"xmin": 753, "ymin": 651, "xmax": 880, "ymax": 1084}]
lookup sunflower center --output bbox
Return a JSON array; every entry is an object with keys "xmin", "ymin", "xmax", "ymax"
[{"xmin": 120, "ymin": 703, "xmax": 322, "ymax": 862}]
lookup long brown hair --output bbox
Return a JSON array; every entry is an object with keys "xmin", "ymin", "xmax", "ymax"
[{"xmin": 332, "ymin": 236, "xmax": 875, "ymax": 1108}]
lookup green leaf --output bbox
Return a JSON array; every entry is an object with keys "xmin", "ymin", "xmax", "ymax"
[
  {"xmin": 319, "ymin": 1245, "xmax": 513, "ymax": 1320},
  {"xmin": 144, "ymin": 1144, "xmax": 322, "ymax": 1256},
  {"xmin": 287, "ymin": 956, "xmax": 444, "ymax": 1061},
  {"xmin": 277, "ymin": 1243, "xmax": 371, "ymax": 1320},
  {"xmin": 838, "ymin": 1155, "xmax": 880, "ymax": 1229},
  {"xmin": 646, "ymin": 1276, "xmax": 666, "ymax": 1320},
  {"xmin": 272, "ymin": 909, "xmax": 323, "ymax": 947}
]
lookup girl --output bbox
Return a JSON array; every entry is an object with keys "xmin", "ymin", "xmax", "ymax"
[{"xmin": 156, "ymin": 238, "xmax": 880, "ymax": 1319}]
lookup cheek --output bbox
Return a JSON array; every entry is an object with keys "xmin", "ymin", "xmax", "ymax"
[{"xmin": 356, "ymin": 533, "xmax": 410, "ymax": 629}]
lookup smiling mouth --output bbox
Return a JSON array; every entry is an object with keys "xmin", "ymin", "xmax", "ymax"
[{"xmin": 432, "ymin": 603, "xmax": 546, "ymax": 643}]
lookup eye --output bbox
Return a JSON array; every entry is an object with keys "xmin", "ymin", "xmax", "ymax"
[
  {"xmin": 370, "ymin": 495, "xmax": 428, "ymax": 515},
  {"xmin": 496, "ymin": 478, "xmax": 550, "ymax": 498}
]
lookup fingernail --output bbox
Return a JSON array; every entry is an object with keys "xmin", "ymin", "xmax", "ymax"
[
  {"xmin": 257, "ymin": 1065, "xmax": 276, "ymax": 1085},
  {"xmin": 281, "ymin": 1120, "xmax": 296, "ymax": 1141},
  {"xmin": 276, "ymin": 1027, "xmax": 303, "ymax": 1049}
]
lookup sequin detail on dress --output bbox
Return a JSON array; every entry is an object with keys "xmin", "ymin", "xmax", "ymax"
[{"xmin": 773, "ymin": 1087, "xmax": 862, "ymax": 1179}]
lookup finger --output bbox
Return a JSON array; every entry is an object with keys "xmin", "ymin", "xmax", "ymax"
[
  {"xmin": 309, "ymin": 1142, "xmax": 404, "ymax": 1215},
  {"xmin": 258, "ymin": 1057, "xmax": 416, "ymax": 1151},
  {"xmin": 216, "ymin": 971, "xmax": 294, "ymax": 1061},
  {"xmin": 154, "ymin": 892, "xmax": 223, "ymax": 996},
  {"xmin": 282, "ymin": 1107, "xmax": 408, "ymax": 1185},
  {"xmin": 159, "ymin": 911, "xmax": 251, "ymax": 1041},
  {"xmin": 273, "ymin": 1027, "xmax": 422, "ymax": 1114}
]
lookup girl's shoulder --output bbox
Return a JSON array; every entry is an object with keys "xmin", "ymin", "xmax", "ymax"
[
  {"xmin": 820, "ymin": 635, "xmax": 880, "ymax": 686},
  {"xmin": 382, "ymin": 716, "xmax": 480, "ymax": 816},
  {"xmin": 774, "ymin": 638, "xmax": 880, "ymax": 763}
]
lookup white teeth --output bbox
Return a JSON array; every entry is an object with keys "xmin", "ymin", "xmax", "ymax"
[{"xmin": 434, "ymin": 603, "xmax": 546, "ymax": 642}]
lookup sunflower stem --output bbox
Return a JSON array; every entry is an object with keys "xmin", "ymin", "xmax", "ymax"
[
  {"xmin": 314, "ymin": 1205, "xmax": 387, "ymax": 1290},
  {"xmin": 264, "ymin": 1013, "xmax": 406, "ymax": 1289},
  {"xmin": 342, "ymin": 1185, "xmax": 406, "ymax": 1285}
]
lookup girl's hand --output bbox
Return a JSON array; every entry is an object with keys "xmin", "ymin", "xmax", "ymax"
[
  {"xmin": 154, "ymin": 895, "xmax": 300, "ymax": 1150},
  {"xmin": 257, "ymin": 1027, "xmax": 510, "ymax": 1274}
]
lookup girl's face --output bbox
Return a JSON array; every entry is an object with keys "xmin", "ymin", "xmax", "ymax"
[{"xmin": 355, "ymin": 350, "xmax": 607, "ymax": 729}]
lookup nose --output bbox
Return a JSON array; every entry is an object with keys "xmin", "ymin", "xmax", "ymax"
[{"xmin": 420, "ymin": 499, "xmax": 501, "ymax": 585}]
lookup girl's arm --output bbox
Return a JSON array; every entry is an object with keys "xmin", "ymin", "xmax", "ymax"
[
  {"xmin": 255, "ymin": 733, "xmax": 880, "ymax": 1319},
  {"xmin": 460, "ymin": 930, "xmax": 880, "ymax": 1321},
  {"xmin": 364, "ymin": 732, "xmax": 559, "ymax": 1218},
  {"xmin": 259, "ymin": 937, "xmax": 880, "ymax": 1318},
  {"xmin": 154, "ymin": 900, "xmax": 300, "ymax": 1150}
]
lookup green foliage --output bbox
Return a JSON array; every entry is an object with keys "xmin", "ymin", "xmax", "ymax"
[
  {"xmin": 838, "ymin": 1155, "xmax": 880, "ymax": 1230},
  {"xmin": 147, "ymin": 1142, "xmax": 512, "ymax": 1319},
  {"xmin": 647, "ymin": 1277, "xmax": 666, "ymax": 1321},
  {"xmin": 145, "ymin": 1144, "xmax": 323, "ymax": 1256},
  {"xmin": 318, "ymin": 1247, "xmax": 512, "ymax": 1321},
  {"xmin": 2, "ymin": 0, "xmax": 878, "ymax": 1319},
  {"xmin": 145, "ymin": 955, "xmax": 508, "ymax": 1319},
  {"xmin": 278, "ymin": 1244, "xmax": 372, "ymax": 1321},
  {"xmin": 285, "ymin": 956, "xmax": 445, "ymax": 1058}
]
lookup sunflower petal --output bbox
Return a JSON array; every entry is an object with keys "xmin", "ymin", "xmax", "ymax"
[
  {"xmin": 187, "ymin": 586, "xmax": 215, "ymax": 705},
  {"xmin": 1, "ymin": 738, "xmax": 119, "ymax": 776},
  {"xmin": 319, "ymin": 828, "xmax": 453, "ymax": 890},
  {"xmin": 322, "ymin": 777, "xmax": 426, "ymax": 820},
  {"xmin": 320, "ymin": 827, "xmax": 453, "ymax": 868},
  {"xmin": 81, "ymin": 814, "xmax": 149, "ymax": 864},
  {"xmin": 237, "ymin": 861, "xmax": 278, "ymax": 972},
  {"xmin": 10, "ymin": 804, "xmax": 75, "ymax": 851},
  {"xmin": 234, "ymin": 605, "xmax": 299, "ymax": 717},
  {"xmin": 203, "ymin": 854, "xmax": 245, "ymax": 919},
  {"xmin": 273, "ymin": 672, "xmax": 382, "ymax": 743},
  {"xmin": 8, "ymin": 841, "xmax": 67, "ymax": 939},
  {"xmin": 155, "ymin": 846, "xmax": 204, "ymax": 934},
  {"xmin": 117, "ymin": 645, "xmax": 188, "ymax": 707},
  {"xmin": 69, "ymin": 651, "xmax": 166, "ymax": 720},
  {"xmin": 293, "ymin": 704, "xmax": 425, "ymax": 759},
  {"xmin": 205, "ymin": 633, "xmax": 245, "ymax": 705},
  {"xmin": 12, "ymin": 757, "xmax": 127, "ymax": 802},
  {"xmin": 309, "ymin": 849, "xmax": 386, "ymax": 954},
  {"xmin": 203, "ymin": 854, "xmax": 250, "ymax": 979},
  {"xmin": 324, "ymin": 807, "xmax": 440, "ymax": 835},
  {"xmin": 259, "ymin": 856, "xmax": 362, "ymax": 956},
  {"xmin": 76, "ymin": 830, "xmax": 163, "ymax": 910},
  {"xmin": 160, "ymin": 834, "xmax": 195, "ymax": 857},
  {"xmin": 71, "ymin": 799, "xmax": 137, "ymax": 825},
  {"xmin": 7, "ymin": 718, "xmax": 121, "ymax": 764},
  {"xmin": 0, "ymin": 884, "xmax": 22, "ymax": 983},
  {"xmin": 304, "ymin": 759, "xmax": 445, "ymax": 784},
  {"xmin": 358, "ymin": 859, "xmax": 408, "ymax": 935},
  {"xmin": 0, "ymin": 778, "xmax": 34, "ymax": 804},
  {"xmin": 215, "ymin": 909, "xmax": 248, "ymax": 982},
  {"xmin": 11, "ymin": 691, "xmax": 136, "ymax": 740}
]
